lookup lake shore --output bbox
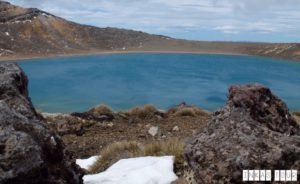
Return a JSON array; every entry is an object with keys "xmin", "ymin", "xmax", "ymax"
[
  {"xmin": 1, "ymin": 48, "xmax": 298, "ymax": 63},
  {"xmin": 0, "ymin": 50, "xmax": 253, "ymax": 62}
]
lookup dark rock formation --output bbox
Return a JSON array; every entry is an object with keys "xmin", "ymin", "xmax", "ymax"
[
  {"xmin": 0, "ymin": 63, "xmax": 83, "ymax": 184},
  {"xmin": 185, "ymin": 84, "xmax": 300, "ymax": 184},
  {"xmin": 46, "ymin": 114, "xmax": 95, "ymax": 136},
  {"xmin": 71, "ymin": 112, "xmax": 114, "ymax": 122},
  {"xmin": 0, "ymin": 63, "xmax": 41, "ymax": 119}
]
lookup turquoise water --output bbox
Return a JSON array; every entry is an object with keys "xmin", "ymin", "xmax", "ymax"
[{"xmin": 18, "ymin": 53, "xmax": 300, "ymax": 113}]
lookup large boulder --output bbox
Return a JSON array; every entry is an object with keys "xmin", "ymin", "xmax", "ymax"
[
  {"xmin": 0, "ymin": 63, "xmax": 41, "ymax": 119},
  {"xmin": 185, "ymin": 84, "xmax": 300, "ymax": 184},
  {"xmin": 0, "ymin": 63, "xmax": 83, "ymax": 184}
]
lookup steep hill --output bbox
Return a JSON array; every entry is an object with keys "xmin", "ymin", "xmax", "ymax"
[{"xmin": 1, "ymin": 1, "xmax": 300, "ymax": 61}]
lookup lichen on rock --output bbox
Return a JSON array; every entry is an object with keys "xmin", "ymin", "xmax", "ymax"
[{"xmin": 184, "ymin": 84, "xmax": 300, "ymax": 184}]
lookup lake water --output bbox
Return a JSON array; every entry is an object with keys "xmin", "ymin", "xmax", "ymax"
[{"xmin": 18, "ymin": 53, "xmax": 300, "ymax": 113}]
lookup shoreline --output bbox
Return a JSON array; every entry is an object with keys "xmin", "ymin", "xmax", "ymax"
[
  {"xmin": 0, "ymin": 49, "xmax": 296, "ymax": 63},
  {"xmin": 37, "ymin": 103, "xmax": 300, "ymax": 115},
  {"xmin": 0, "ymin": 50, "xmax": 249, "ymax": 62}
]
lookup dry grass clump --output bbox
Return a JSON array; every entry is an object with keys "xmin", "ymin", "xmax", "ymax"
[
  {"xmin": 88, "ymin": 104, "xmax": 113, "ymax": 115},
  {"xmin": 292, "ymin": 112, "xmax": 300, "ymax": 125},
  {"xmin": 173, "ymin": 107, "xmax": 210, "ymax": 117},
  {"xmin": 144, "ymin": 138, "xmax": 184, "ymax": 171},
  {"xmin": 292, "ymin": 112, "xmax": 300, "ymax": 117},
  {"xmin": 90, "ymin": 138, "xmax": 184, "ymax": 174},
  {"xmin": 125, "ymin": 104, "xmax": 158, "ymax": 119},
  {"xmin": 89, "ymin": 141, "xmax": 143, "ymax": 173}
]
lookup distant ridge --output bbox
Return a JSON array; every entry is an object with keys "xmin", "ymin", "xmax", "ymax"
[{"xmin": 0, "ymin": 1, "xmax": 300, "ymax": 61}]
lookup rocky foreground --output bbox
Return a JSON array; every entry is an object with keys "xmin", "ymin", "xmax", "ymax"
[
  {"xmin": 0, "ymin": 63, "xmax": 83, "ymax": 184},
  {"xmin": 185, "ymin": 84, "xmax": 300, "ymax": 183},
  {"xmin": 0, "ymin": 63, "xmax": 299, "ymax": 184}
]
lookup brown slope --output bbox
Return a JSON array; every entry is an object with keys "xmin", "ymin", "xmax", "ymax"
[
  {"xmin": 0, "ymin": 1, "xmax": 168, "ymax": 57},
  {"xmin": 0, "ymin": 1, "xmax": 300, "ymax": 61}
]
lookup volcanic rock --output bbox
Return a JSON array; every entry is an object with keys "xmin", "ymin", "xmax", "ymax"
[
  {"xmin": 71, "ymin": 112, "xmax": 114, "ymax": 122},
  {"xmin": 0, "ymin": 63, "xmax": 83, "ymax": 184},
  {"xmin": 184, "ymin": 84, "xmax": 300, "ymax": 184},
  {"xmin": 0, "ymin": 63, "xmax": 42, "ymax": 119}
]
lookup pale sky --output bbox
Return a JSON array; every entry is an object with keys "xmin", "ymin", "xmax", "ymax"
[{"xmin": 8, "ymin": 0, "xmax": 300, "ymax": 43}]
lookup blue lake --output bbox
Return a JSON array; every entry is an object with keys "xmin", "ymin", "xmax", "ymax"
[{"xmin": 17, "ymin": 53, "xmax": 300, "ymax": 113}]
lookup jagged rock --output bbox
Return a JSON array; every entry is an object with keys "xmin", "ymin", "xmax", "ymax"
[
  {"xmin": 0, "ymin": 63, "xmax": 42, "ymax": 119},
  {"xmin": 185, "ymin": 84, "xmax": 300, "ymax": 184},
  {"xmin": 0, "ymin": 63, "xmax": 84, "ymax": 184}
]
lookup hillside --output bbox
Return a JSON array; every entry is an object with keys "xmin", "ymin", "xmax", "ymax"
[{"xmin": 1, "ymin": 1, "xmax": 300, "ymax": 61}]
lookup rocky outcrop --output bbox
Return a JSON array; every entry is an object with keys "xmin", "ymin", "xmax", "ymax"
[
  {"xmin": 185, "ymin": 84, "xmax": 300, "ymax": 184},
  {"xmin": 0, "ymin": 63, "xmax": 41, "ymax": 119},
  {"xmin": 0, "ymin": 63, "xmax": 83, "ymax": 184}
]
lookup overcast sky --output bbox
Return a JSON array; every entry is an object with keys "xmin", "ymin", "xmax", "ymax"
[{"xmin": 9, "ymin": 0, "xmax": 300, "ymax": 42}]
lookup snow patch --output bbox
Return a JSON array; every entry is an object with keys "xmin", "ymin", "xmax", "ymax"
[
  {"xmin": 42, "ymin": 13, "xmax": 52, "ymax": 17},
  {"xmin": 0, "ymin": 48, "xmax": 14, "ymax": 53},
  {"xmin": 83, "ymin": 156, "xmax": 177, "ymax": 184},
  {"xmin": 41, "ymin": 112, "xmax": 69, "ymax": 118},
  {"xmin": 76, "ymin": 156, "xmax": 100, "ymax": 170},
  {"xmin": 138, "ymin": 42, "xmax": 143, "ymax": 48},
  {"xmin": 5, "ymin": 32, "xmax": 9, "ymax": 36}
]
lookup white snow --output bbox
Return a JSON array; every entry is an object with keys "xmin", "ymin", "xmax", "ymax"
[
  {"xmin": 42, "ymin": 13, "xmax": 52, "ymax": 17},
  {"xmin": 0, "ymin": 48, "xmax": 14, "ymax": 53},
  {"xmin": 76, "ymin": 156, "xmax": 100, "ymax": 170},
  {"xmin": 83, "ymin": 156, "xmax": 177, "ymax": 184},
  {"xmin": 5, "ymin": 32, "xmax": 9, "ymax": 36},
  {"xmin": 41, "ymin": 112, "xmax": 70, "ymax": 118}
]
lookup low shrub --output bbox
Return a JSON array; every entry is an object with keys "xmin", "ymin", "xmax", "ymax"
[
  {"xmin": 125, "ymin": 104, "xmax": 158, "ymax": 119},
  {"xmin": 292, "ymin": 112, "xmax": 300, "ymax": 117},
  {"xmin": 88, "ymin": 104, "xmax": 113, "ymax": 115},
  {"xmin": 174, "ymin": 107, "xmax": 210, "ymax": 117},
  {"xmin": 292, "ymin": 112, "xmax": 300, "ymax": 125}
]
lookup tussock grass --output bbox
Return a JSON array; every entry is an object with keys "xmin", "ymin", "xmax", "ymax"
[
  {"xmin": 88, "ymin": 104, "xmax": 113, "ymax": 115},
  {"xmin": 90, "ymin": 138, "xmax": 184, "ymax": 174},
  {"xmin": 144, "ymin": 138, "xmax": 184, "ymax": 170},
  {"xmin": 292, "ymin": 112, "xmax": 300, "ymax": 117},
  {"xmin": 89, "ymin": 141, "xmax": 143, "ymax": 173},
  {"xmin": 292, "ymin": 112, "xmax": 300, "ymax": 125},
  {"xmin": 124, "ymin": 104, "xmax": 158, "ymax": 119},
  {"xmin": 173, "ymin": 107, "xmax": 210, "ymax": 117}
]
